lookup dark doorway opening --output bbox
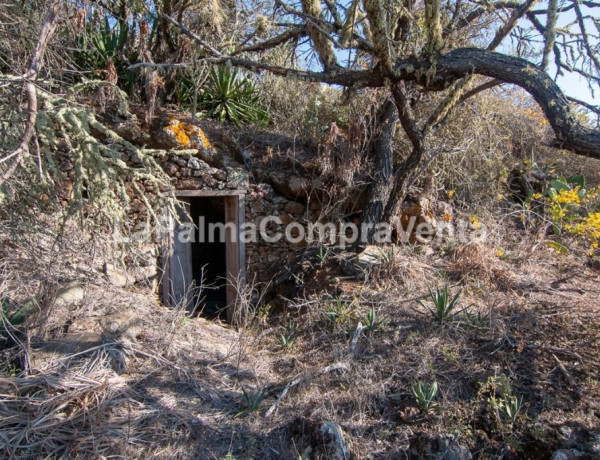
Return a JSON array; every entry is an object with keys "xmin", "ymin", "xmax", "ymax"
[
  {"xmin": 190, "ymin": 197, "xmax": 227, "ymax": 318},
  {"xmin": 163, "ymin": 191, "xmax": 245, "ymax": 323}
]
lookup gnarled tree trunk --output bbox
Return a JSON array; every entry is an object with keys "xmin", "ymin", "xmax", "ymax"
[{"xmin": 361, "ymin": 99, "xmax": 398, "ymax": 244}]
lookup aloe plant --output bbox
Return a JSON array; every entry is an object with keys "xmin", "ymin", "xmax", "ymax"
[{"xmin": 236, "ymin": 386, "xmax": 265, "ymax": 417}]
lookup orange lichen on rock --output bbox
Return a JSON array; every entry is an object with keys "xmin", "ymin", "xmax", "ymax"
[{"xmin": 163, "ymin": 117, "xmax": 212, "ymax": 149}]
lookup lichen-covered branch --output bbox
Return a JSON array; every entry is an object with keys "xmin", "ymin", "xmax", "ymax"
[
  {"xmin": 424, "ymin": 0, "xmax": 444, "ymax": 54},
  {"xmin": 363, "ymin": 0, "xmax": 395, "ymax": 73},
  {"xmin": 541, "ymin": 0, "xmax": 558, "ymax": 70}
]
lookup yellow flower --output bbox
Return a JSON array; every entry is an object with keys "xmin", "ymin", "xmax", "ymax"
[
  {"xmin": 554, "ymin": 187, "xmax": 581, "ymax": 205},
  {"xmin": 531, "ymin": 193, "xmax": 543, "ymax": 200},
  {"xmin": 470, "ymin": 215, "xmax": 481, "ymax": 229},
  {"xmin": 497, "ymin": 194, "xmax": 504, "ymax": 201},
  {"xmin": 565, "ymin": 211, "xmax": 600, "ymax": 254},
  {"xmin": 448, "ymin": 189, "xmax": 455, "ymax": 199}
]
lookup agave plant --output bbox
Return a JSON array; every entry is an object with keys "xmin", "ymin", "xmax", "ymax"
[
  {"xmin": 200, "ymin": 67, "xmax": 269, "ymax": 126},
  {"xmin": 417, "ymin": 284, "xmax": 464, "ymax": 325},
  {"xmin": 73, "ymin": 17, "xmax": 135, "ymax": 89},
  {"xmin": 75, "ymin": 17, "xmax": 128, "ymax": 68},
  {"xmin": 412, "ymin": 380, "xmax": 439, "ymax": 414}
]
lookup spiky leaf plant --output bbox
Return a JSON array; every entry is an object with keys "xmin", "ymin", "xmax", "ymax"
[{"xmin": 200, "ymin": 67, "xmax": 269, "ymax": 127}]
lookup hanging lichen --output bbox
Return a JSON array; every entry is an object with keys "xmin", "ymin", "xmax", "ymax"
[
  {"xmin": 4, "ymin": 81, "xmax": 183, "ymax": 239},
  {"xmin": 301, "ymin": 0, "xmax": 338, "ymax": 70},
  {"xmin": 424, "ymin": 0, "xmax": 444, "ymax": 55}
]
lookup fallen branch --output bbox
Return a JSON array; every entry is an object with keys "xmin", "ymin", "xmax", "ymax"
[
  {"xmin": 525, "ymin": 344, "xmax": 584, "ymax": 361},
  {"xmin": 552, "ymin": 353, "xmax": 579, "ymax": 392},
  {"xmin": 265, "ymin": 362, "xmax": 349, "ymax": 417}
]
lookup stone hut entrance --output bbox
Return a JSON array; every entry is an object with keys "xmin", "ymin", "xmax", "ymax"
[{"xmin": 162, "ymin": 191, "xmax": 245, "ymax": 322}]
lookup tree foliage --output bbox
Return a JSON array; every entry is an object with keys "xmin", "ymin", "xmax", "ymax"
[{"xmin": 0, "ymin": 0, "xmax": 598, "ymax": 242}]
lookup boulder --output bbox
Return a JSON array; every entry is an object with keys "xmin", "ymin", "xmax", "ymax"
[
  {"xmin": 225, "ymin": 167, "xmax": 249, "ymax": 189},
  {"xmin": 338, "ymin": 246, "xmax": 392, "ymax": 280}
]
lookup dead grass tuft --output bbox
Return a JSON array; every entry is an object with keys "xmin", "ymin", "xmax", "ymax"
[{"xmin": 448, "ymin": 242, "xmax": 516, "ymax": 286}]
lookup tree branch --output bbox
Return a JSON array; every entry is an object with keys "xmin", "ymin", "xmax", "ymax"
[
  {"xmin": 487, "ymin": 0, "xmax": 539, "ymax": 50},
  {"xmin": 232, "ymin": 27, "xmax": 306, "ymax": 56},
  {"xmin": 161, "ymin": 13, "xmax": 222, "ymax": 57},
  {"xmin": 1, "ymin": 1, "xmax": 59, "ymax": 186},
  {"xmin": 572, "ymin": 0, "xmax": 600, "ymax": 73}
]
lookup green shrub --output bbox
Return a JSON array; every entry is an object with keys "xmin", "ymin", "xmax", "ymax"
[{"xmin": 236, "ymin": 386, "xmax": 265, "ymax": 417}]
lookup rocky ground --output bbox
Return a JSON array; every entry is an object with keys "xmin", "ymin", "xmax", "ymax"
[{"xmin": 2, "ymin": 221, "xmax": 599, "ymax": 459}]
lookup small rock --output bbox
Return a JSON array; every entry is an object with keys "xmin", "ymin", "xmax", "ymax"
[
  {"xmin": 188, "ymin": 157, "xmax": 202, "ymax": 170},
  {"xmin": 284, "ymin": 201, "xmax": 305, "ymax": 215},
  {"xmin": 226, "ymin": 167, "xmax": 249, "ymax": 189},
  {"xmin": 408, "ymin": 432, "xmax": 471, "ymax": 460},
  {"xmin": 177, "ymin": 178, "xmax": 204, "ymax": 190},
  {"xmin": 214, "ymin": 170, "xmax": 227, "ymax": 181},
  {"xmin": 164, "ymin": 162, "xmax": 179, "ymax": 176},
  {"xmin": 103, "ymin": 263, "xmax": 133, "ymax": 287},
  {"xmin": 279, "ymin": 213, "xmax": 294, "ymax": 225},
  {"xmin": 320, "ymin": 421, "xmax": 351, "ymax": 460},
  {"xmin": 54, "ymin": 281, "xmax": 84, "ymax": 307}
]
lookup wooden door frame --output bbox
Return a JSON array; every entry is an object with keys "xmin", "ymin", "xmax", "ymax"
[{"xmin": 162, "ymin": 190, "xmax": 246, "ymax": 323}]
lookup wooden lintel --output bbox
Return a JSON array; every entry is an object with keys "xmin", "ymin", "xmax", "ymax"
[{"xmin": 174, "ymin": 190, "xmax": 245, "ymax": 197}]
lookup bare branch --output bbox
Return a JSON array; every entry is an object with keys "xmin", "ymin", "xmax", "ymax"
[
  {"xmin": 161, "ymin": 14, "xmax": 222, "ymax": 58},
  {"xmin": 0, "ymin": 1, "xmax": 59, "ymax": 186},
  {"xmin": 488, "ymin": 0, "xmax": 539, "ymax": 50},
  {"xmin": 572, "ymin": 0, "xmax": 600, "ymax": 73},
  {"xmin": 567, "ymin": 96, "xmax": 600, "ymax": 116},
  {"xmin": 391, "ymin": 82, "xmax": 423, "ymax": 151},
  {"xmin": 457, "ymin": 78, "xmax": 504, "ymax": 103},
  {"xmin": 232, "ymin": 27, "xmax": 306, "ymax": 56}
]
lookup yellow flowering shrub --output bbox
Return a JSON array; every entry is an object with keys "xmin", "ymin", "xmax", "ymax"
[
  {"xmin": 566, "ymin": 212, "xmax": 600, "ymax": 252},
  {"xmin": 544, "ymin": 179, "xmax": 600, "ymax": 255}
]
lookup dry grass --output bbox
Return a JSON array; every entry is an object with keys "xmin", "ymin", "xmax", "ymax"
[{"xmin": 2, "ymin": 203, "xmax": 600, "ymax": 459}]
